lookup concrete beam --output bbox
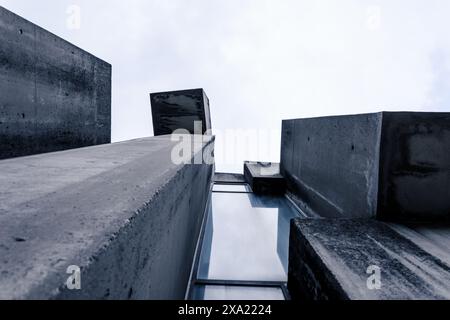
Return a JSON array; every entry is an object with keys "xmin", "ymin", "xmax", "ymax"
[
  {"xmin": 281, "ymin": 112, "xmax": 450, "ymax": 222},
  {"xmin": 0, "ymin": 135, "xmax": 214, "ymax": 299},
  {"xmin": 0, "ymin": 7, "xmax": 111, "ymax": 160},
  {"xmin": 288, "ymin": 218, "xmax": 450, "ymax": 300}
]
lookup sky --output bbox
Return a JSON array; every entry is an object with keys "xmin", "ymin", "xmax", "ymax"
[{"xmin": 1, "ymin": 0, "xmax": 449, "ymax": 172}]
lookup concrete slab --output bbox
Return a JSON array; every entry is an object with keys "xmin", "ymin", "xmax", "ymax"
[
  {"xmin": 0, "ymin": 7, "xmax": 111, "ymax": 160},
  {"xmin": 0, "ymin": 135, "xmax": 214, "ymax": 299},
  {"xmin": 244, "ymin": 161, "xmax": 286, "ymax": 195},
  {"xmin": 150, "ymin": 88, "xmax": 212, "ymax": 136},
  {"xmin": 288, "ymin": 218, "xmax": 450, "ymax": 300}
]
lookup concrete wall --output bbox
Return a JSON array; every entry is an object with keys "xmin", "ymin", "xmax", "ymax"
[
  {"xmin": 0, "ymin": 6, "xmax": 111, "ymax": 160},
  {"xmin": 281, "ymin": 112, "xmax": 450, "ymax": 222},
  {"xmin": 0, "ymin": 135, "xmax": 214, "ymax": 300},
  {"xmin": 280, "ymin": 113, "xmax": 382, "ymax": 219}
]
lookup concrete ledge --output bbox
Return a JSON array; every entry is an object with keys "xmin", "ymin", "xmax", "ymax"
[
  {"xmin": 0, "ymin": 135, "xmax": 214, "ymax": 299},
  {"xmin": 244, "ymin": 161, "xmax": 286, "ymax": 195},
  {"xmin": 150, "ymin": 89, "xmax": 211, "ymax": 136},
  {"xmin": 288, "ymin": 218, "xmax": 450, "ymax": 300}
]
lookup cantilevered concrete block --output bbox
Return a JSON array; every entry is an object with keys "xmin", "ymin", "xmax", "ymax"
[
  {"xmin": 288, "ymin": 218, "xmax": 450, "ymax": 300},
  {"xmin": 281, "ymin": 112, "xmax": 450, "ymax": 222},
  {"xmin": 244, "ymin": 161, "xmax": 286, "ymax": 195},
  {"xmin": 150, "ymin": 88, "xmax": 211, "ymax": 136},
  {"xmin": 0, "ymin": 135, "xmax": 215, "ymax": 299},
  {"xmin": 0, "ymin": 7, "xmax": 111, "ymax": 160}
]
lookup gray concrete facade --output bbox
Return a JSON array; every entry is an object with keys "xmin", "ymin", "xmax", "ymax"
[
  {"xmin": 0, "ymin": 6, "xmax": 111, "ymax": 160},
  {"xmin": 281, "ymin": 112, "xmax": 450, "ymax": 222},
  {"xmin": 0, "ymin": 135, "xmax": 214, "ymax": 299}
]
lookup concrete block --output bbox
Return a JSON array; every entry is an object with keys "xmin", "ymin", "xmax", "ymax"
[
  {"xmin": 0, "ymin": 7, "xmax": 112, "ymax": 160},
  {"xmin": 288, "ymin": 218, "xmax": 450, "ymax": 300},
  {"xmin": 0, "ymin": 135, "xmax": 214, "ymax": 300},
  {"xmin": 244, "ymin": 161, "xmax": 286, "ymax": 195},
  {"xmin": 281, "ymin": 112, "xmax": 450, "ymax": 222},
  {"xmin": 150, "ymin": 88, "xmax": 212, "ymax": 136},
  {"xmin": 281, "ymin": 113, "xmax": 382, "ymax": 219}
]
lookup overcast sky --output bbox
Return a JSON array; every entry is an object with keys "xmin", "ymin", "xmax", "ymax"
[{"xmin": 1, "ymin": 0, "xmax": 449, "ymax": 172}]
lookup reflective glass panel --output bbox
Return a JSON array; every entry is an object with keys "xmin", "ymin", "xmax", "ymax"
[
  {"xmin": 192, "ymin": 285, "xmax": 285, "ymax": 300},
  {"xmin": 197, "ymin": 193, "xmax": 300, "ymax": 281},
  {"xmin": 212, "ymin": 184, "xmax": 251, "ymax": 193}
]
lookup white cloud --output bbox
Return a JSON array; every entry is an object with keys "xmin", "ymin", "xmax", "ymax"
[{"xmin": 1, "ymin": 0, "xmax": 449, "ymax": 173}]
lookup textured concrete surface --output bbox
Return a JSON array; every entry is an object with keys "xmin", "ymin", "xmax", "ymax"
[
  {"xmin": 150, "ymin": 88, "xmax": 211, "ymax": 136},
  {"xmin": 0, "ymin": 6, "xmax": 111, "ymax": 160},
  {"xmin": 389, "ymin": 222, "xmax": 450, "ymax": 268},
  {"xmin": 244, "ymin": 161, "xmax": 286, "ymax": 195},
  {"xmin": 377, "ymin": 112, "xmax": 450, "ymax": 222},
  {"xmin": 288, "ymin": 219, "xmax": 450, "ymax": 300},
  {"xmin": 281, "ymin": 112, "xmax": 450, "ymax": 221},
  {"xmin": 0, "ymin": 135, "xmax": 214, "ymax": 300},
  {"xmin": 281, "ymin": 113, "xmax": 382, "ymax": 218}
]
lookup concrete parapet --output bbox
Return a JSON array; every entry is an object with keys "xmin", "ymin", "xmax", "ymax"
[
  {"xmin": 0, "ymin": 135, "xmax": 214, "ymax": 299},
  {"xmin": 281, "ymin": 112, "xmax": 450, "ymax": 222},
  {"xmin": 0, "ymin": 6, "xmax": 111, "ymax": 160}
]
